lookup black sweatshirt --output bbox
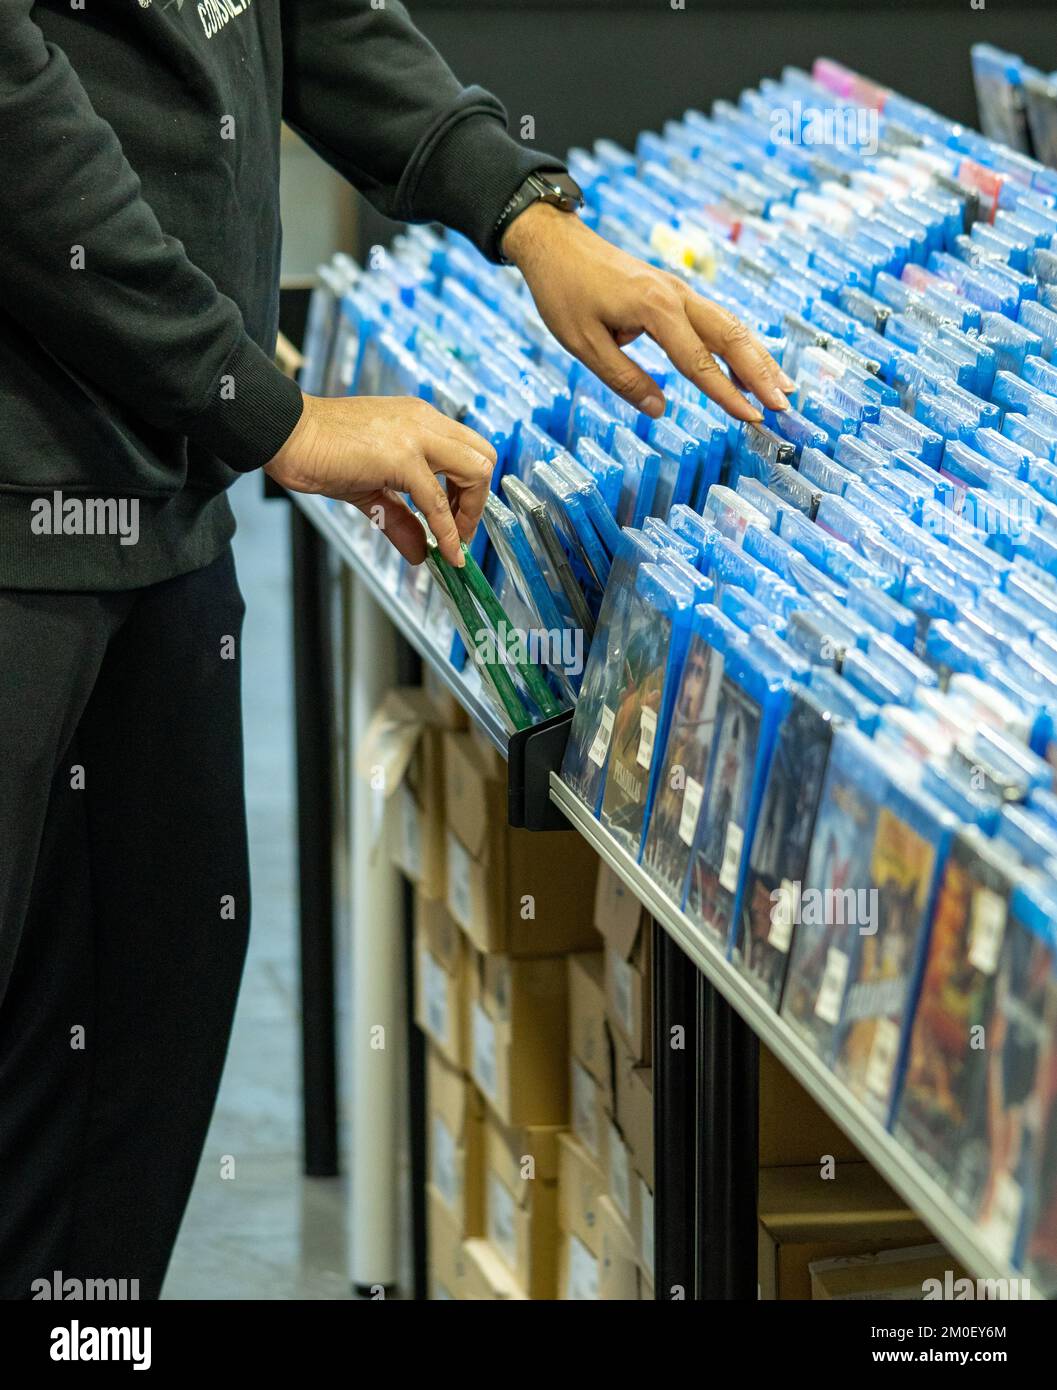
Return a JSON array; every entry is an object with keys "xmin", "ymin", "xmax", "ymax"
[{"xmin": 0, "ymin": 0, "xmax": 560, "ymax": 591}]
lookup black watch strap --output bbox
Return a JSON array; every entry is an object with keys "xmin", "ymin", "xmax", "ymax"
[{"xmin": 494, "ymin": 169, "xmax": 584, "ymax": 261}]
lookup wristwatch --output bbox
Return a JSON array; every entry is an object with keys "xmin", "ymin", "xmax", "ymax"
[{"xmin": 494, "ymin": 169, "xmax": 584, "ymax": 262}]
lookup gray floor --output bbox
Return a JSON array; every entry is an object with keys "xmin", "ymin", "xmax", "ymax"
[{"xmin": 162, "ymin": 477, "xmax": 352, "ymax": 1301}]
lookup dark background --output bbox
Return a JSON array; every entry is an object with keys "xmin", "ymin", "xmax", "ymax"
[
  {"xmin": 359, "ymin": 0, "xmax": 1057, "ymax": 255},
  {"xmin": 280, "ymin": 0, "xmax": 1057, "ymax": 342}
]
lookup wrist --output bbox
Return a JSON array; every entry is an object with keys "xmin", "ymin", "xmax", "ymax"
[{"xmin": 501, "ymin": 201, "xmax": 580, "ymax": 271}]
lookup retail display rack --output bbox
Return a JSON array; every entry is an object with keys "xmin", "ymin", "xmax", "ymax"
[{"xmin": 290, "ymin": 489, "xmax": 1032, "ymax": 1299}]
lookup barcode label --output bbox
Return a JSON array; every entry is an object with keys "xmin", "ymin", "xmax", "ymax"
[
  {"xmin": 488, "ymin": 1173, "xmax": 517, "ymax": 1270},
  {"xmin": 718, "ymin": 821, "xmax": 744, "ymax": 893},
  {"xmin": 987, "ymin": 1173, "xmax": 1024, "ymax": 1260},
  {"xmin": 636, "ymin": 707, "xmax": 658, "ymax": 770},
  {"xmin": 865, "ymin": 1018, "xmax": 901, "ymax": 1099},
  {"xmin": 815, "ymin": 948, "xmax": 850, "ymax": 1025},
  {"xmin": 472, "ymin": 1002, "xmax": 497, "ymax": 1101},
  {"xmin": 446, "ymin": 832, "xmax": 473, "ymax": 929},
  {"xmin": 567, "ymin": 1234, "xmax": 599, "ymax": 1300},
  {"xmin": 588, "ymin": 706, "xmax": 615, "ymax": 767},
  {"xmin": 431, "ymin": 1114, "xmax": 457, "ymax": 1207},
  {"xmin": 608, "ymin": 1123, "xmax": 631, "ymax": 1222},
  {"xmin": 678, "ymin": 777, "xmax": 704, "ymax": 846},
  {"xmin": 572, "ymin": 1059, "xmax": 598, "ymax": 1158},
  {"xmin": 767, "ymin": 878, "xmax": 798, "ymax": 953},
  {"xmin": 424, "ymin": 952, "xmax": 449, "ymax": 1045},
  {"xmin": 969, "ymin": 887, "xmax": 1006, "ymax": 976}
]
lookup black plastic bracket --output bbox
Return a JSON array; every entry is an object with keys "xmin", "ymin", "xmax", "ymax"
[
  {"xmin": 506, "ymin": 708, "xmax": 574, "ymax": 831},
  {"xmin": 697, "ymin": 975, "xmax": 759, "ymax": 1299}
]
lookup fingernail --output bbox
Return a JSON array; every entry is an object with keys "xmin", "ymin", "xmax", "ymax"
[
  {"xmin": 771, "ymin": 390, "xmax": 790, "ymax": 411},
  {"xmin": 639, "ymin": 395, "xmax": 665, "ymax": 419},
  {"xmin": 749, "ymin": 409, "xmax": 764, "ymax": 424},
  {"xmin": 778, "ymin": 371, "xmax": 796, "ymax": 392}
]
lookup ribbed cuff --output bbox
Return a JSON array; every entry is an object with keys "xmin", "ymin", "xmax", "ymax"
[
  {"xmin": 188, "ymin": 335, "xmax": 305, "ymax": 474},
  {"xmin": 401, "ymin": 89, "xmax": 566, "ymax": 263}
]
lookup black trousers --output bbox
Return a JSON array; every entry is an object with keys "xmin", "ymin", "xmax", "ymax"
[{"xmin": 0, "ymin": 547, "xmax": 250, "ymax": 1300}]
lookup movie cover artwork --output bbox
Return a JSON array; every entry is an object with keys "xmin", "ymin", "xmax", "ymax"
[
  {"xmin": 599, "ymin": 591, "xmax": 674, "ymax": 856},
  {"xmin": 683, "ymin": 676, "xmax": 761, "ymax": 943},
  {"xmin": 833, "ymin": 804, "xmax": 939, "ymax": 1123},
  {"xmin": 735, "ymin": 693, "xmax": 835, "ymax": 1010},
  {"xmin": 641, "ymin": 630, "xmax": 727, "ymax": 905},
  {"xmin": 779, "ymin": 743, "xmax": 880, "ymax": 1062}
]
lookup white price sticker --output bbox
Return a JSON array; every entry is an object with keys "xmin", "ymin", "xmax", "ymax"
[
  {"xmin": 718, "ymin": 821, "xmax": 744, "ymax": 894},
  {"xmin": 572, "ymin": 1059, "xmax": 598, "ymax": 1158},
  {"xmin": 472, "ymin": 1001, "xmax": 497, "ymax": 1101},
  {"xmin": 488, "ymin": 1173, "xmax": 517, "ymax": 1269},
  {"xmin": 865, "ymin": 1018, "xmax": 901, "ymax": 1100},
  {"xmin": 446, "ymin": 832, "xmax": 473, "ymax": 929},
  {"xmin": 608, "ymin": 1122, "xmax": 631, "ymax": 1222},
  {"xmin": 767, "ymin": 878, "xmax": 798, "ymax": 953},
  {"xmin": 969, "ymin": 886, "xmax": 1007, "ymax": 976},
  {"xmin": 567, "ymin": 1234, "xmax": 599, "ymax": 1301},
  {"xmin": 636, "ymin": 707, "xmax": 658, "ymax": 770},
  {"xmin": 588, "ymin": 705, "xmax": 615, "ymax": 767},
  {"xmin": 983, "ymin": 1172, "xmax": 1024, "ymax": 1261},
  {"xmin": 424, "ymin": 952, "xmax": 449, "ymax": 1046},
  {"xmin": 431, "ymin": 1113, "xmax": 457, "ymax": 1207},
  {"xmin": 612, "ymin": 953, "xmax": 634, "ymax": 1036},
  {"xmin": 678, "ymin": 776, "xmax": 704, "ymax": 847},
  {"xmin": 814, "ymin": 947, "xmax": 850, "ymax": 1026}
]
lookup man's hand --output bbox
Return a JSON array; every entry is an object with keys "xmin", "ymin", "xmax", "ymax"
[
  {"xmin": 502, "ymin": 203, "xmax": 794, "ymax": 423},
  {"xmin": 265, "ymin": 394, "xmax": 497, "ymax": 566}
]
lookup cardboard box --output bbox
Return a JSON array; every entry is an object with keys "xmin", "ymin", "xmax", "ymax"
[
  {"xmin": 484, "ymin": 1113, "xmax": 561, "ymax": 1299},
  {"xmin": 560, "ymin": 1231, "xmax": 600, "ymax": 1300},
  {"xmin": 759, "ymin": 1043, "xmax": 862, "ymax": 1168},
  {"xmin": 614, "ymin": 1035, "xmax": 654, "ymax": 1189},
  {"xmin": 594, "ymin": 865, "xmax": 652, "ymax": 1064},
  {"xmin": 427, "ymin": 1186, "xmax": 470, "ymax": 1300},
  {"xmin": 558, "ymin": 1132, "xmax": 605, "ymax": 1256},
  {"xmin": 570, "ymin": 1057, "xmax": 608, "ymax": 1168},
  {"xmin": 358, "ymin": 689, "xmax": 446, "ymax": 899},
  {"xmin": 758, "ymin": 1164, "xmax": 932, "ymax": 1300},
  {"xmin": 414, "ymin": 897, "xmax": 470, "ymax": 1070},
  {"xmin": 567, "ymin": 952, "xmax": 611, "ymax": 1100},
  {"xmin": 423, "ymin": 662, "xmax": 469, "ymax": 733},
  {"xmin": 426, "ymin": 1046, "xmax": 484, "ymax": 1236},
  {"xmin": 468, "ymin": 950, "xmax": 569, "ymax": 1127},
  {"xmin": 461, "ymin": 1238, "xmax": 529, "ymax": 1300},
  {"xmin": 810, "ymin": 1243, "xmax": 968, "ymax": 1300},
  {"xmin": 598, "ymin": 1195, "xmax": 638, "ymax": 1300},
  {"xmin": 444, "ymin": 731, "xmax": 600, "ymax": 957}
]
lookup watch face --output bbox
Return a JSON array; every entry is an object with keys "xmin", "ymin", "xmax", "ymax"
[{"xmin": 537, "ymin": 171, "xmax": 584, "ymax": 211}]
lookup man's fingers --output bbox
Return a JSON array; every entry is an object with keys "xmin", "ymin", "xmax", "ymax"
[
  {"xmin": 374, "ymin": 490, "xmax": 428, "ymax": 565},
  {"xmin": 582, "ymin": 327, "xmax": 665, "ymax": 418},
  {"xmin": 686, "ymin": 296, "xmax": 794, "ymax": 408},
  {"xmin": 404, "ymin": 461, "xmax": 464, "ymax": 566},
  {"xmin": 422, "ymin": 431, "xmax": 494, "ymax": 541},
  {"xmin": 401, "ymin": 398, "xmax": 499, "ymax": 467},
  {"xmin": 645, "ymin": 304, "xmax": 763, "ymax": 423}
]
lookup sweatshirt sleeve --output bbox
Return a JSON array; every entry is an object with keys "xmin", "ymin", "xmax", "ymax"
[
  {"xmin": 0, "ymin": 5, "xmax": 304, "ymax": 474},
  {"xmin": 280, "ymin": 0, "xmax": 565, "ymax": 262}
]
